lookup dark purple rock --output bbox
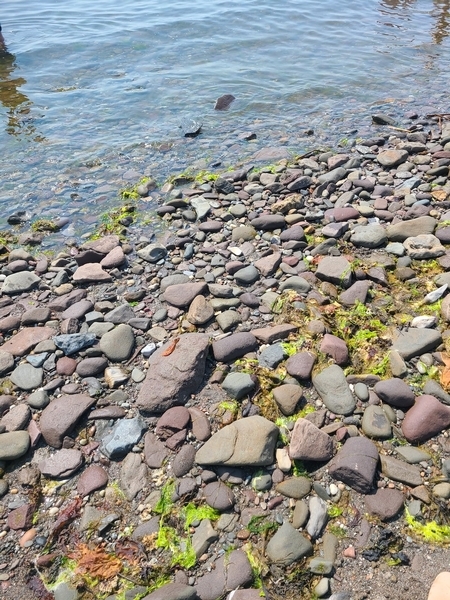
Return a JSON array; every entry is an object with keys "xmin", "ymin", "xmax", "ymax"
[
  {"xmin": 203, "ymin": 480, "xmax": 235, "ymax": 511},
  {"xmin": 328, "ymin": 437, "xmax": 379, "ymax": 493},
  {"xmin": 285, "ymin": 351, "xmax": 316, "ymax": 379},
  {"xmin": 374, "ymin": 378, "xmax": 415, "ymax": 408},
  {"xmin": 364, "ymin": 488, "xmax": 404, "ymax": 521},
  {"xmin": 250, "ymin": 214, "xmax": 286, "ymax": 230},
  {"xmin": 172, "ymin": 444, "xmax": 196, "ymax": 477},
  {"xmin": 212, "ymin": 332, "xmax": 258, "ymax": 362}
]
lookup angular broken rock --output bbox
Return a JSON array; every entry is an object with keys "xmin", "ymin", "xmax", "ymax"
[
  {"xmin": 289, "ymin": 418, "xmax": 334, "ymax": 462},
  {"xmin": 39, "ymin": 394, "xmax": 97, "ymax": 448},
  {"xmin": 195, "ymin": 415, "xmax": 278, "ymax": 467},
  {"xmin": 328, "ymin": 437, "xmax": 379, "ymax": 493},
  {"xmin": 137, "ymin": 333, "xmax": 209, "ymax": 414},
  {"xmin": 214, "ymin": 94, "xmax": 235, "ymax": 110}
]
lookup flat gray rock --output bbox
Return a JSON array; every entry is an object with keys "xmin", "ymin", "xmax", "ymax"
[
  {"xmin": 222, "ymin": 372, "xmax": 256, "ymax": 400},
  {"xmin": 137, "ymin": 243, "xmax": 167, "ymax": 263},
  {"xmin": 386, "ymin": 216, "xmax": 436, "ymax": 242},
  {"xmin": 0, "ymin": 430, "xmax": 30, "ymax": 460},
  {"xmin": 195, "ymin": 415, "xmax": 278, "ymax": 467},
  {"xmin": 313, "ymin": 365, "xmax": 356, "ymax": 415},
  {"xmin": 380, "ymin": 454, "xmax": 422, "ymax": 487},
  {"xmin": 163, "ymin": 282, "xmax": 208, "ymax": 308},
  {"xmin": 315, "ymin": 255, "xmax": 352, "ymax": 288},
  {"xmin": 276, "ymin": 476, "xmax": 311, "ymax": 499},
  {"xmin": 39, "ymin": 448, "xmax": 83, "ymax": 478},
  {"xmin": 101, "ymin": 416, "xmax": 147, "ymax": 459},
  {"xmin": 138, "ymin": 333, "xmax": 209, "ymax": 413},
  {"xmin": 212, "ymin": 332, "xmax": 258, "ymax": 362},
  {"xmin": 278, "ymin": 276, "xmax": 311, "ymax": 294},
  {"xmin": 142, "ymin": 582, "xmax": 198, "ymax": 600},
  {"xmin": 234, "ymin": 265, "xmax": 260, "ymax": 285},
  {"xmin": 391, "ymin": 328, "xmax": 442, "ymax": 360},
  {"xmin": 350, "ymin": 223, "xmax": 387, "ymax": 248},
  {"xmin": 9, "ymin": 363, "xmax": 43, "ymax": 391},
  {"xmin": 2, "ymin": 272, "xmax": 41, "ymax": 294},
  {"xmin": 265, "ymin": 522, "xmax": 313, "ymax": 566},
  {"xmin": 120, "ymin": 452, "xmax": 148, "ymax": 500},
  {"xmin": 374, "ymin": 377, "xmax": 415, "ymax": 408},
  {"xmin": 195, "ymin": 550, "xmax": 252, "ymax": 600},
  {"xmin": 403, "ymin": 234, "xmax": 445, "ymax": 259}
]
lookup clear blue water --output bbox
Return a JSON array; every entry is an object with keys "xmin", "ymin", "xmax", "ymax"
[{"xmin": 1, "ymin": 0, "xmax": 449, "ymax": 240}]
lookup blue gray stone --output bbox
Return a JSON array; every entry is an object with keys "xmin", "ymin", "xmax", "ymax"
[{"xmin": 101, "ymin": 416, "xmax": 147, "ymax": 459}]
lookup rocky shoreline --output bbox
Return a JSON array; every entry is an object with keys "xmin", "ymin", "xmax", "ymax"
[{"xmin": 1, "ymin": 112, "xmax": 450, "ymax": 600}]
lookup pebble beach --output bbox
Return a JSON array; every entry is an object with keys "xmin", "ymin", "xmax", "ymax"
[{"xmin": 0, "ymin": 111, "xmax": 450, "ymax": 600}]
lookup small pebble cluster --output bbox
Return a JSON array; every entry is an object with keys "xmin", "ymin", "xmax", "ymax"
[{"xmin": 1, "ymin": 114, "xmax": 450, "ymax": 600}]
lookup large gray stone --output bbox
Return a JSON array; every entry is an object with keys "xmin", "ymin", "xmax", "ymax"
[
  {"xmin": 380, "ymin": 455, "xmax": 422, "ymax": 487},
  {"xmin": 99, "ymin": 324, "xmax": 135, "ymax": 361},
  {"xmin": 2, "ymin": 272, "xmax": 41, "ymax": 294},
  {"xmin": 195, "ymin": 415, "xmax": 278, "ymax": 467},
  {"xmin": 212, "ymin": 332, "xmax": 258, "ymax": 362},
  {"xmin": 391, "ymin": 328, "xmax": 442, "ymax": 360},
  {"xmin": 386, "ymin": 216, "xmax": 436, "ymax": 242},
  {"xmin": 350, "ymin": 224, "xmax": 387, "ymax": 248},
  {"xmin": 138, "ymin": 334, "xmax": 209, "ymax": 413},
  {"xmin": 265, "ymin": 522, "xmax": 313, "ymax": 566},
  {"xmin": 315, "ymin": 256, "xmax": 352, "ymax": 288},
  {"xmin": 0, "ymin": 430, "xmax": 30, "ymax": 460},
  {"xmin": 312, "ymin": 365, "xmax": 356, "ymax": 416},
  {"xmin": 9, "ymin": 363, "xmax": 43, "ymax": 390}
]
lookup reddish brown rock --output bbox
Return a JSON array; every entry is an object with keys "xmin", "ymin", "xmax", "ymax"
[
  {"xmin": 402, "ymin": 395, "xmax": 450, "ymax": 443},
  {"xmin": 1, "ymin": 326, "xmax": 54, "ymax": 356},
  {"xmin": 100, "ymin": 245, "xmax": 126, "ymax": 269},
  {"xmin": 7, "ymin": 503, "xmax": 33, "ymax": 530},
  {"xmin": 320, "ymin": 333, "xmax": 349, "ymax": 366},
  {"xmin": 328, "ymin": 437, "xmax": 379, "ymax": 493},
  {"xmin": 73, "ymin": 263, "xmax": 112, "ymax": 283},
  {"xmin": 39, "ymin": 394, "xmax": 97, "ymax": 448},
  {"xmin": 162, "ymin": 282, "xmax": 208, "ymax": 308},
  {"xmin": 138, "ymin": 334, "xmax": 209, "ymax": 414},
  {"xmin": 289, "ymin": 418, "xmax": 334, "ymax": 462},
  {"xmin": 364, "ymin": 488, "xmax": 404, "ymax": 521},
  {"xmin": 155, "ymin": 406, "xmax": 191, "ymax": 439},
  {"xmin": 56, "ymin": 357, "xmax": 77, "ymax": 376},
  {"xmin": 285, "ymin": 351, "xmax": 316, "ymax": 379},
  {"xmin": 251, "ymin": 323, "xmax": 297, "ymax": 344},
  {"xmin": 77, "ymin": 465, "xmax": 108, "ymax": 496}
]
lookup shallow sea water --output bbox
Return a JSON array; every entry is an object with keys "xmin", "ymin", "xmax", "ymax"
[{"xmin": 1, "ymin": 0, "xmax": 449, "ymax": 241}]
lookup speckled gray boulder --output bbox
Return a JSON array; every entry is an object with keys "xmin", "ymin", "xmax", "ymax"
[{"xmin": 99, "ymin": 324, "xmax": 135, "ymax": 361}]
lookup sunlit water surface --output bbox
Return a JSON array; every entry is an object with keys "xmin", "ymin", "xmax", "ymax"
[{"xmin": 1, "ymin": 1, "xmax": 449, "ymax": 239}]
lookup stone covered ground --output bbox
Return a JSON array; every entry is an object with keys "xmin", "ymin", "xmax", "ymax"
[{"xmin": 1, "ymin": 114, "xmax": 450, "ymax": 600}]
